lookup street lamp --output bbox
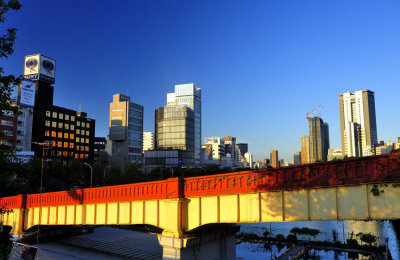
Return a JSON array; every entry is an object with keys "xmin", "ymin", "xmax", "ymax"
[
  {"xmin": 83, "ymin": 163, "xmax": 93, "ymax": 188},
  {"xmin": 104, "ymin": 165, "xmax": 111, "ymax": 179},
  {"xmin": 166, "ymin": 166, "xmax": 174, "ymax": 177},
  {"xmin": 31, "ymin": 141, "xmax": 52, "ymax": 245}
]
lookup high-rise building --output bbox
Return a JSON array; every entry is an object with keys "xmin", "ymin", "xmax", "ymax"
[
  {"xmin": 309, "ymin": 117, "xmax": 329, "ymax": 162},
  {"xmin": 222, "ymin": 135, "xmax": 237, "ymax": 161},
  {"xmin": 203, "ymin": 137, "xmax": 225, "ymax": 160},
  {"xmin": 339, "ymin": 90, "xmax": 378, "ymax": 157},
  {"xmin": 94, "ymin": 137, "xmax": 109, "ymax": 166},
  {"xmin": 300, "ymin": 136, "xmax": 310, "ymax": 164},
  {"xmin": 143, "ymin": 132, "xmax": 155, "ymax": 151},
  {"xmin": 244, "ymin": 152, "xmax": 253, "ymax": 168},
  {"xmin": 270, "ymin": 150, "xmax": 279, "ymax": 168},
  {"xmin": 236, "ymin": 143, "xmax": 248, "ymax": 161},
  {"xmin": 108, "ymin": 94, "xmax": 143, "ymax": 168},
  {"xmin": 166, "ymin": 83, "xmax": 201, "ymax": 164},
  {"xmin": 22, "ymin": 54, "xmax": 95, "ymax": 163},
  {"xmin": 293, "ymin": 151, "xmax": 301, "ymax": 165}
]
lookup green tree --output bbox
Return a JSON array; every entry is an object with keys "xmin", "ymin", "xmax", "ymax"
[
  {"xmin": 68, "ymin": 159, "xmax": 84, "ymax": 186},
  {"xmin": 106, "ymin": 164, "xmax": 121, "ymax": 185},
  {"xmin": 123, "ymin": 162, "xmax": 142, "ymax": 183},
  {"xmin": 92, "ymin": 161, "xmax": 103, "ymax": 186}
]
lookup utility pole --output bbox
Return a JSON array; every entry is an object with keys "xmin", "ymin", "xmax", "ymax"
[{"xmin": 32, "ymin": 141, "xmax": 52, "ymax": 245}]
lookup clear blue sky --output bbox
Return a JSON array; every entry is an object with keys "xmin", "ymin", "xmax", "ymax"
[{"xmin": 4, "ymin": 0, "xmax": 400, "ymax": 162}]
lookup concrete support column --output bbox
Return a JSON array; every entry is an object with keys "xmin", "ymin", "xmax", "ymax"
[{"xmin": 158, "ymin": 225, "xmax": 237, "ymax": 260}]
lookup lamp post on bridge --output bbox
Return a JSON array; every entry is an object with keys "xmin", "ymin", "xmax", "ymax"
[
  {"xmin": 83, "ymin": 163, "xmax": 93, "ymax": 188},
  {"xmin": 32, "ymin": 141, "xmax": 52, "ymax": 245},
  {"xmin": 103, "ymin": 165, "xmax": 111, "ymax": 184}
]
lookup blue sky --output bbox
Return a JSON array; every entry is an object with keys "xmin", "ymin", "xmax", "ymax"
[{"xmin": 4, "ymin": 0, "xmax": 400, "ymax": 161}]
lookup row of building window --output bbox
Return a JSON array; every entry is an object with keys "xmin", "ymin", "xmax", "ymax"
[
  {"xmin": 45, "ymin": 150, "xmax": 89, "ymax": 159},
  {"xmin": 50, "ymin": 140, "xmax": 90, "ymax": 150},
  {"xmin": 45, "ymin": 111, "xmax": 91, "ymax": 128},
  {"xmin": 44, "ymin": 121, "xmax": 91, "ymax": 135}
]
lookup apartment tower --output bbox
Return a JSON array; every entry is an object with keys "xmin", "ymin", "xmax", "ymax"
[{"xmin": 309, "ymin": 117, "xmax": 329, "ymax": 162}]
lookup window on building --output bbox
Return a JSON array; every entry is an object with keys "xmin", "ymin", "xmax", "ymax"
[
  {"xmin": 63, "ymin": 151, "xmax": 68, "ymax": 157},
  {"xmin": 69, "ymin": 151, "xmax": 74, "ymax": 157},
  {"xmin": 75, "ymin": 154, "xmax": 79, "ymax": 159},
  {"xmin": 76, "ymin": 145, "xmax": 80, "ymax": 151},
  {"xmin": 71, "ymin": 115, "xmax": 75, "ymax": 121},
  {"xmin": 57, "ymin": 151, "xmax": 62, "ymax": 156},
  {"xmin": 46, "ymin": 111, "xmax": 51, "ymax": 117},
  {"xmin": 76, "ymin": 137, "xmax": 80, "ymax": 143},
  {"xmin": 86, "ymin": 130, "xmax": 89, "ymax": 136},
  {"xmin": 86, "ymin": 122, "xmax": 90, "ymax": 128},
  {"xmin": 71, "ymin": 125, "xmax": 75, "ymax": 130},
  {"xmin": 52, "ymin": 141, "xmax": 56, "ymax": 147},
  {"xmin": 77, "ymin": 121, "xmax": 81, "ymax": 127},
  {"xmin": 70, "ymin": 133, "xmax": 74, "ymax": 139},
  {"xmin": 64, "ymin": 133, "xmax": 68, "ymax": 139},
  {"xmin": 52, "ymin": 112, "xmax": 57, "ymax": 118},
  {"xmin": 58, "ymin": 122, "xmax": 63, "ymax": 128},
  {"xmin": 85, "ymin": 138, "xmax": 89, "ymax": 144},
  {"xmin": 85, "ymin": 146, "xmax": 89, "ymax": 151},
  {"xmin": 52, "ymin": 121, "xmax": 57, "ymax": 128},
  {"xmin": 64, "ymin": 124, "xmax": 69, "ymax": 130},
  {"xmin": 64, "ymin": 142, "xmax": 68, "ymax": 148},
  {"xmin": 59, "ymin": 113, "xmax": 64, "ymax": 120},
  {"xmin": 45, "ymin": 130, "xmax": 50, "ymax": 136},
  {"xmin": 65, "ymin": 114, "xmax": 70, "ymax": 121},
  {"xmin": 76, "ymin": 129, "xmax": 80, "ymax": 135},
  {"xmin": 85, "ymin": 154, "xmax": 89, "ymax": 159},
  {"xmin": 69, "ymin": 143, "xmax": 74, "ymax": 148},
  {"xmin": 51, "ymin": 131, "xmax": 56, "ymax": 137},
  {"xmin": 58, "ymin": 132, "xmax": 62, "ymax": 138},
  {"xmin": 80, "ymin": 146, "xmax": 84, "ymax": 151},
  {"xmin": 57, "ymin": 141, "xmax": 62, "ymax": 147},
  {"xmin": 50, "ymin": 150, "xmax": 56, "ymax": 156},
  {"xmin": 80, "ymin": 154, "xmax": 84, "ymax": 159}
]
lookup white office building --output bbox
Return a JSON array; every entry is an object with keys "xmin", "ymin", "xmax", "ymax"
[
  {"xmin": 143, "ymin": 132, "xmax": 155, "ymax": 151},
  {"xmin": 339, "ymin": 90, "xmax": 378, "ymax": 157}
]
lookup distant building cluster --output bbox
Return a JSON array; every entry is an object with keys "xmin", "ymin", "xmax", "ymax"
[{"xmin": 1, "ymin": 54, "xmax": 396, "ymax": 172}]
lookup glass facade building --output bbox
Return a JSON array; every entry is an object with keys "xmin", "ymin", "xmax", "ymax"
[
  {"xmin": 155, "ymin": 105, "xmax": 195, "ymax": 164},
  {"xmin": 156, "ymin": 83, "xmax": 201, "ymax": 165}
]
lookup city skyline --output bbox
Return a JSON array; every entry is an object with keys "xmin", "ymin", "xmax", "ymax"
[{"xmin": 5, "ymin": 1, "xmax": 400, "ymax": 162}]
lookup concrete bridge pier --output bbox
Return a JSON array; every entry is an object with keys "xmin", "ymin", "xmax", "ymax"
[{"xmin": 157, "ymin": 224, "xmax": 238, "ymax": 260}]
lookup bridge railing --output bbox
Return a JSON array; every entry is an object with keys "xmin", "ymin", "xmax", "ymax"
[
  {"xmin": 1, "ymin": 178, "xmax": 183, "ymax": 209},
  {"xmin": 184, "ymin": 153, "xmax": 400, "ymax": 197},
  {"xmin": 1, "ymin": 153, "xmax": 400, "ymax": 208}
]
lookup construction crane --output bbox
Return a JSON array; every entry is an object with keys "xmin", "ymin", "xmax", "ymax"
[{"xmin": 306, "ymin": 105, "xmax": 324, "ymax": 121}]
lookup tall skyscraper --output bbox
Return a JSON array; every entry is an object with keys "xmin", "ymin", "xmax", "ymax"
[
  {"xmin": 300, "ymin": 136, "xmax": 310, "ymax": 164},
  {"xmin": 166, "ymin": 83, "xmax": 201, "ymax": 164},
  {"xmin": 293, "ymin": 151, "xmax": 301, "ymax": 165},
  {"xmin": 109, "ymin": 94, "xmax": 143, "ymax": 168},
  {"xmin": 270, "ymin": 150, "xmax": 279, "ymax": 168},
  {"xmin": 339, "ymin": 90, "xmax": 377, "ymax": 157},
  {"xmin": 309, "ymin": 117, "xmax": 329, "ymax": 162},
  {"xmin": 236, "ymin": 143, "xmax": 248, "ymax": 161}
]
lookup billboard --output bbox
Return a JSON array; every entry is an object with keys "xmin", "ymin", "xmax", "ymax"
[
  {"xmin": 20, "ymin": 79, "xmax": 36, "ymax": 107},
  {"xmin": 24, "ymin": 54, "xmax": 56, "ymax": 83}
]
